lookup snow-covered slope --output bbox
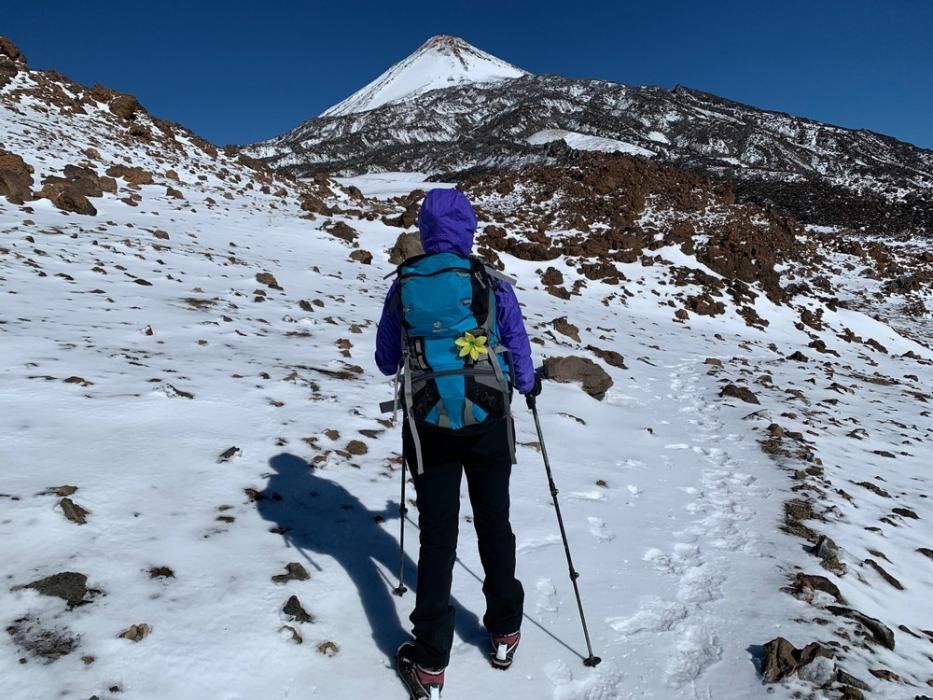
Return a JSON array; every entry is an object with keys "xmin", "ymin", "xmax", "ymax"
[
  {"xmin": 3, "ymin": 39, "xmax": 933, "ymax": 700},
  {"xmin": 321, "ymin": 35, "xmax": 527, "ymax": 118}
]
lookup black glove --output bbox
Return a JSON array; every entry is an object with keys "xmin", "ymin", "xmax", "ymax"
[{"xmin": 525, "ymin": 367, "xmax": 544, "ymax": 408}]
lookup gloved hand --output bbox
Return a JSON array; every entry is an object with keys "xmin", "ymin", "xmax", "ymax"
[{"xmin": 525, "ymin": 367, "xmax": 545, "ymax": 409}]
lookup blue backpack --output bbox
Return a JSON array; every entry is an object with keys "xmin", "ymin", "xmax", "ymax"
[{"xmin": 392, "ymin": 252, "xmax": 515, "ymax": 472}]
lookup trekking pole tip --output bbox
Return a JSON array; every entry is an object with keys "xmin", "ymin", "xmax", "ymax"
[
  {"xmin": 583, "ymin": 655, "xmax": 602, "ymax": 667},
  {"xmin": 392, "ymin": 585, "xmax": 408, "ymax": 597}
]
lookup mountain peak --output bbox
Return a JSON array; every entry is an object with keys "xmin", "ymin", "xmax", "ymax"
[{"xmin": 320, "ymin": 35, "xmax": 528, "ymax": 118}]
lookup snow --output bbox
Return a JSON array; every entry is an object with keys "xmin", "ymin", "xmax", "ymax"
[
  {"xmin": 527, "ymin": 129, "xmax": 655, "ymax": 157},
  {"xmin": 321, "ymin": 35, "xmax": 528, "ymax": 118},
  {"xmin": 3, "ymin": 69, "xmax": 933, "ymax": 700},
  {"xmin": 335, "ymin": 172, "xmax": 454, "ymax": 200}
]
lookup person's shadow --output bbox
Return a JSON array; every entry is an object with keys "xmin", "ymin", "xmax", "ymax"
[{"xmin": 256, "ymin": 453, "xmax": 486, "ymax": 664}]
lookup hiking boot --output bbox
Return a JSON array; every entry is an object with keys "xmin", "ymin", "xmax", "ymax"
[
  {"xmin": 397, "ymin": 641, "xmax": 445, "ymax": 699},
  {"xmin": 489, "ymin": 630, "xmax": 521, "ymax": 669}
]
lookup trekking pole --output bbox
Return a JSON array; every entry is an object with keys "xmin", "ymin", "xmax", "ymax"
[
  {"xmin": 392, "ymin": 443, "xmax": 409, "ymax": 597},
  {"xmin": 528, "ymin": 371, "xmax": 601, "ymax": 667}
]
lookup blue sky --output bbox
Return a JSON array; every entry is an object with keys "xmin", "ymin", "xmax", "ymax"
[{"xmin": 4, "ymin": 1, "xmax": 932, "ymax": 148}]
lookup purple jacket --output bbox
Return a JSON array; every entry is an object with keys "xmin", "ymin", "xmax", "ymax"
[{"xmin": 375, "ymin": 188, "xmax": 536, "ymax": 394}]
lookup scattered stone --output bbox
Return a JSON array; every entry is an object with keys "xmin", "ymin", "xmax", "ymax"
[
  {"xmin": 853, "ymin": 481, "xmax": 891, "ymax": 498},
  {"xmin": 542, "ymin": 356, "xmax": 613, "ymax": 400},
  {"xmin": 38, "ymin": 485, "xmax": 78, "ymax": 497},
  {"xmin": 787, "ymin": 572, "xmax": 845, "ymax": 604},
  {"xmin": 280, "ymin": 625, "xmax": 303, "ymax": 644},
  {"xmin": 826, "ymin": 606, "xmax": 895, "ymax": 650},
  {"xmin": 11, "ymin": 572, "xmax": 89, "ymax": 606},
  {"xmin": 864, "ymin": 559, "xmax": 904, "ymax": 590},
  {"xmin": 349, "ymin": 249, "xmax": 373, "ymax": 264},
  {"xmin": 346, "ymin": 440, "xmax": 368, "ymax": 456},
  {"xmin": 586, "ymin": 345, "xmax": 626, "ymax": 369},
  {"xmin": 255, "ymin": 272, "xmax": 282, "ymax": 290},
  {"xmin": 868, "ymin": 668, "xmax": 901, "ymax": 682},
  {"xmin": 720, "ymin": 384, "xmax": 760, "ymax": 404},
  {"xmin": 892, "ymin": 507, "xmax": 918, "ymax": 519},
  {"xmin": 6, "ymin": 615, "xmax": 78, "ymax": 661},
  {"xmin": 317, "ymin": 640, "xmax": 339, "ymax": 657},
  {"xmin": 217, "ymin": 446, "xmax": 240, "ymax": 464},
  {"xmin": 59, "ymin": 498, "xmax": 90, "ymax": 525},
  {"xmin": 811, "ymin": 535, "xmax": 846, "ymax": 576},
  {"xmin": 271, "ymin": 562, "xmax": 310, "ymax": 585},
  {"xmin": 148, "ymin": 566, "xmax": 174, "ymax": 579},
  {"xmin": 324, "ymin": 221, "xmax": 359, "ymax": 244},
  {"xmin": 760, "ymin": 637, "xmax": 833, "ymax": 683},
  {"xmin": 551, "ymin": 317, "xmax": 580, "ymax": 342},
  {"xmin": 118, "ymin": 624, "xmax": 151, "ymax": 642},
  {"xmin": 283, "ymin": 595, "xmax": 314, "ymax": 623},
  {"xmin": 162, "ymin": 384, "xmax": 194, "ymax": 399}
]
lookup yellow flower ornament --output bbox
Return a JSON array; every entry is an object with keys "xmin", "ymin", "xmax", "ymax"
[{"xmin": 455, "ymin": 332, "xmax": 489, "ymax": 361}]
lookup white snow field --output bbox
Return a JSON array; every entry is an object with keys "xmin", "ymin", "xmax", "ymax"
[
  {"xmin": 321, "ymin": 35, "xmax": 527, "ymax": 118},
  {"xmin": 2, "ymin": 70, "xmax": 932, "ymax": 700},
  {"xmin": 527, "ymin": 129, "xmax": 656, "ymax": 158}
]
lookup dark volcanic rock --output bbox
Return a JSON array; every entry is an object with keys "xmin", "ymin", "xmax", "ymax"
[
  {"xmin": 12, "ymin": 572, "xmax": 89, "ymax": 606},
  {"xmin": 827, "ymin": 606, "xmax": 895, "ymax": 650}
]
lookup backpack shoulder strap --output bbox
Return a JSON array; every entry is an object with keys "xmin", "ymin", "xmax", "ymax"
[{"xmin": 482, "ymin": 263, "xmax": 517, "ymax": 286}]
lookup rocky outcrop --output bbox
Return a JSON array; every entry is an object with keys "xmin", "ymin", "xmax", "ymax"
[
  {"xmin": 0, "ymin": 149, "xmax": 34, "ymax": 204},
  {"xmin": 0, "ymin": 36, "xmax": 26, "ymax": 87},
  {"xmin": 38, "ymin": 164, "xmax": 119, "ymax": 215}
]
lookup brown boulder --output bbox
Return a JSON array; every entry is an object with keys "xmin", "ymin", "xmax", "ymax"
[
  {"xmin": 720, "ymin": 384, "xmax": 759, "ymax": 404},
  {"xmin": 47, "ymin": 189, "xmax": 97, "ymax": 216},
  {"xmin": 388, "ymin": 231, "xmax": 424, "ymax": 264},
  {"xmin": 109, "ymin": 94, "xmax": 142, "ymax": 121},
  {"xmin": 541, "ymin": 267, "xmax": 564, "ymax": 286},
  {"xmin": 349, "ymin": 249, "xmax": 373, "ymax": 264},
  {"xmin": 761, "ymin": 637, "xmax": 834, "ymax": 683},
  {"xmin": 551, "ymin": 317, "xmax": 581, "ymax": 342},
  {"xmin": 0, "ymin": 37, "xmax": 26, "ymax": 88},
  {"xmin": 324, "ymin": 221, "xmax": 359, "ymax": 244},
  {"xmin": 256, "ymin": 272, "xmax": 282, "ymax": 290},
  {"xmin": 543, "ymin": 356, "xmax": 613, "ymax": 400},
  {"xmin": 0, "ymin": 149, "xmax": 34, "ymax": 204},
  {"xmin": 299, "ymin": 193, "xmax": 332, "ymax": 215},
  {"xmin": 106, "ymin": 165, "xmax": 153, "ymax": 185},
  {"xmin": 0, "ymin": 36, "xmax": 26, "ymax": 66},
  {"xmin": 586, "ymin": 345, "xmax": 626, "ymax": 369}
]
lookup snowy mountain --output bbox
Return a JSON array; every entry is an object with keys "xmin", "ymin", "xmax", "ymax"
[
  {"xmin": 249, "ymin": 39, "xmax": 933, "ymax": 235},
  {"xmin": 321, "ymin": 35, "xmax": 527, "ymax": 118},
  {"xmin": 3, "ymin": 35, "xmax": 933, "ymax": 700}
]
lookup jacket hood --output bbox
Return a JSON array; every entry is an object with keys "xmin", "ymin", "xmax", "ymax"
[{"xmin": 417, "ymin": 188, "xmax": 476, "ymax": 255}]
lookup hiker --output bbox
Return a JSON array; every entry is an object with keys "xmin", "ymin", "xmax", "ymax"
[{"xmin": 375, "ymin": 188, "xmax": 541, "ymax": 698}]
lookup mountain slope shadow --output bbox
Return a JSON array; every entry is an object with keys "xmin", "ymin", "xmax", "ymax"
[{"xmin": 257, "ymin": 453, "xmax": 485, "ymax": 663}]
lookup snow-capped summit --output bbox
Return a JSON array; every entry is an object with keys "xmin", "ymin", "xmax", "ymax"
[{"xmin": 320, "ymin": 34, "xmax": 528, "ymax": 117}]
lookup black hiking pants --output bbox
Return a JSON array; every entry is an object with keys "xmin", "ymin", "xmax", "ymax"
[{"xmin": 402, "ymin": 417, "xmax": 524, "ymax": 669}]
